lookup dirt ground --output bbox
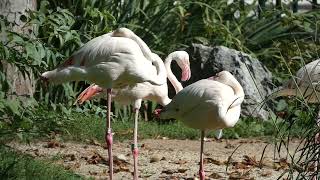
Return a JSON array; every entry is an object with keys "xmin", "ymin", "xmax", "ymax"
[{"xmin": 9, "ymin": 138, "xmax": 302, "ymax": 179}]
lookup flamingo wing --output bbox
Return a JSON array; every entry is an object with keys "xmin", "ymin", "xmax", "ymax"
[{"xmin": 160, "ymin": 79, "xmax": 235, "ymax": 129}]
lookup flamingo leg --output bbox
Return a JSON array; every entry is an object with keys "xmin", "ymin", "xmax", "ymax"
[
  {"xmin": 199, "ymin": 130, "xmax": 205, "ymax": 180},
  {"xmin": 132, "ymin": 108, "xmax": 139, "ymax": 180},
  {"xmin": 106, "ymin": 88, "xmax": 113, "ymax": 180}
]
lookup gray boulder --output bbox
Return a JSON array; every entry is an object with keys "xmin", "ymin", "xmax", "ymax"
[{"xmin": 173, "ymin": 44, "xmax": 273, "ymax": 120}]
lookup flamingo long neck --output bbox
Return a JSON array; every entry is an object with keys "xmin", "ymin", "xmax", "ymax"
[
  {"xmin": 129, "ymin": 35, "xmax": 154, "ymax": 62},
  {"xmin": 164, "ymin": 56, "xmax": 183, "ymax": 94},
  {"xmin": 228, "ymin": 81, "xmax": 245, "ymax": 108}
]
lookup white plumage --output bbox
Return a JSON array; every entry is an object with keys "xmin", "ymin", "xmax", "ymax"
[
  {"xmin": 274, "ymin": 59, "xmax": 320, "ymax": 103},
  {"xmin": 40, "ymin": 28, "xmax": 168, "ymax": 180},
  {"xmin": 158, "ymin": 71, "xmax": 244, "ymax": 180},
  {"xmin": 74, "ymin": 50, "xmax": 190, "ymax": 180},
  {"xmin": 75, "ymin": 51, "xmax": 191, "ymax": 107},
  {"xmin": 160, "ymin": 71, "xmax": 244, "ymax": 129},
  {"xmin": 41, "ymin": 28, "xmax": 167, "ymax": 88}
]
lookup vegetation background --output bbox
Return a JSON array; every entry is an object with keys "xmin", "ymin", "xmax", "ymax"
[{"xmin": 0, "ymin": 0, "xmax": 319, "ymax": 179}]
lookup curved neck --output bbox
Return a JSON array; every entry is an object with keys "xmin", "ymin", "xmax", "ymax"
[
  {"xmin": 164, "ymin": 55, "xmax": 183, "ymax": 94},
  {"xmin": 229, "ymin": 82, "xmax": 245, "ymax": 108},
  {"xmin": 151, "ymin": 55, "xmax": 167, "ymax": 85},
  {"xmin": 132, "ymin": 36, "xmax": 153, "ymax": 61}
]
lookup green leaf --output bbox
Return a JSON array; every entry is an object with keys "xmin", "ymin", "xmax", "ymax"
[{"xmin": 6, "ymin": 99, "xmax": 20, "ymax": 116}]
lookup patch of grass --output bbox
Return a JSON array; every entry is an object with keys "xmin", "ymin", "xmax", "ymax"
[
  {"xmin": 53, "ymin": 111, "xmax": 285, "ymax": 142},
  {"xmin": 14, "ymin": 108, "xmax": 309, "ymax": 144},
  {"xmin": 0, "ymin": 145, "xmax": 85, "ymax": 179}
]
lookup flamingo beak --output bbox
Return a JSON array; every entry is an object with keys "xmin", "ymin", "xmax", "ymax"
[
  {"xmin": 74, "ymin": 84, "xmax": 102, "ymax": 105},
  {"xmin": 153, "ymin": 108, "xmax": 163, "ymax": 118},
  {"xmin": 40, "ymin": 75, "xmax": 49, "ymax": 88},
  {"xmin": 181, "ymin": 61, "xmax": 191, "ymax": 82}
]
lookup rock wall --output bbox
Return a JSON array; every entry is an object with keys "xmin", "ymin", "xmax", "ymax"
[
  {"xmin": 0, "ymin": 0, "xmax": 37, "ymax": 98},
  {"xmin": 170, "ymin": 44, "xmax": 273, "ymax": 120}
]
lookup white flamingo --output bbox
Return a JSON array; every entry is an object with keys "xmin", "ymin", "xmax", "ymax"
[
  {"xmin": 40, "ymin": 28, "xmax": 167, "ymax": 180},
  {"xmin": 74, "ymin": 51, "xmax": 191, "ymax": 179},
  {"xmin": 157, "ymin": 71, "xmax": 244, "ymax": 180},
  {"xmin": 273, "ymin": 59, "xmax": 320, "ymax": 179}
]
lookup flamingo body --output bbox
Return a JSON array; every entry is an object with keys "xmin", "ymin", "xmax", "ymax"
[
  {"xmin": 160, "ymin": 71, "xmax": 244, "ymax": 130},
  {"xmin": 74, "ymin": 50, "xmax": 190, "ymax": 180},
  {"xmin": 275, "ymin": 59, "xmax": 320, "ymax": 103},
  {"xmin": 158, "ymin": 71, "xmax": 244, "ymax": 180},
  {"xmin": 41, "ymin": 36, "xmax": 166, "ymax": 88},
  {"xmin": 76, "ymin": 51, "xmax": 191, "ymax": 107},
  {"xmin": 41, "ymin": 28, "xmax": 168, "ymax": 180}
]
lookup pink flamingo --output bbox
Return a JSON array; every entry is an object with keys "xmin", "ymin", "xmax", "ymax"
[
  {"xmin": 75, "ymin": 51, "xmax": 191, "ymax": 179},
  {"xmin": 273, "ymin": 59, "xmax": 320, "ymax": 180},
  {"xmin": 40, "ymin": 28, "xmax": 167, "ymax": 180},
  {"xmin": 157, "ymin": 71, "xmax": 244, "ymax": 180}
]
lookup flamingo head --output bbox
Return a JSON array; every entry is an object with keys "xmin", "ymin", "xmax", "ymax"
[
  {"xmin": 171, "ymin": 51, "xmax": 191, "ymax": 82},
  {"xmin": 153, "ymin": 108, "xmax": 163, "ymax": 118}
]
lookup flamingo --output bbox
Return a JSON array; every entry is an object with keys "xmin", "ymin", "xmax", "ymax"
[
  {"xmin": 74, "ymin": 50, "xmax": 191, "ymax": 179},
  {"xmin": 40, "ymin": 28, "xmax": 167, "ymax": 180},
  {"xmin": 273, "ymin": 59, "xmax": 320, "ymax": 179},
  {"xmin": 156, "ymin": 71, "xmax": 245, "ymax": 180}
]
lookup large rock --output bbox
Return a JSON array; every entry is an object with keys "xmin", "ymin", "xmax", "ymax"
[
  {"xmin": 0, "ymin": 0, "xmax": 37, "ymax": 98},
  {"xmin": 173, "ymin": 44, "xmax": 273, "ymax": 120}
]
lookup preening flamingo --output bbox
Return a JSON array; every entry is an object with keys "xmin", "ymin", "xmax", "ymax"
[
  {"xmin": 157, "ymin": 71, "xmax": 244, "ymax": 180},
  {"xmin": 75, "ymin": 51, "xmax": 191, "ymax": 179},
  {"xmin": 273, "ymin": 59, "xmax": 320, "ymax": 179},
  {"xmin": 40, "ymin": 28, "xmax": 167, "ymax": 180}
]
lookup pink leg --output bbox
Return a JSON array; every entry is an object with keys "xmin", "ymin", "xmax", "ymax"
[
  {"xmin": 132, "ymin": 108, "xmax": 139, "ymax": 180},
  {"xmin": 106, "ymin": 88, "xmax": 113, "ymax": 180},
  {"xmin": 199, "ymin": 130, "xmax": 205, "ymax": 180}
]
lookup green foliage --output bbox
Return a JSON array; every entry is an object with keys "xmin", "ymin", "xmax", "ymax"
[
  {"xmin": 25, "ymin": 110, "xmax": 305, "ymax": 143},
  {"xmin": 0, "ymin": 145, "xmax": 85, "ymax": 179}
]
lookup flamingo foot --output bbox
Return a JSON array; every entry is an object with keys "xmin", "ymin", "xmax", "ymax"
[
  {"xmin": 106, "ymin": 128, "xmax": 113, "ymax": 179},
  {"xmin": 199, "ymin": 169, "xmax": 205, "ymax": 180},
  {"xmin": 132, "ymin": 146, "xmax": 139, "ymax": 180}
]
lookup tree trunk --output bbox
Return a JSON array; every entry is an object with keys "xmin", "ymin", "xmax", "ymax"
[{"xmin": 0, "ymin": 0, "xmax": 37, "ymax": 98}]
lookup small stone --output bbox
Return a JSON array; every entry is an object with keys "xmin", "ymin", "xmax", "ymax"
[
  {"xmin": 150, "ymin": 155, "xmax": 162, "ymax": 163},
  {"xmin": 115, "ymin": 154, "xmax": 127, "ymax": 162}
]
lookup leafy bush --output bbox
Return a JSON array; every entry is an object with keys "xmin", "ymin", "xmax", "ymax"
[{"xmin": 0, "ymin": 0, "xmax": 320, "ymax": 141}]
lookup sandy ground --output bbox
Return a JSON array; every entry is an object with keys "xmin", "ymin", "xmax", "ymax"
[{"xmin": 9, "ymin": 138, "xmax": 302, "ymax": 179}]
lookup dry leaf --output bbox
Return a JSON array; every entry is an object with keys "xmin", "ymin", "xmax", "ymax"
[
  {"xmin": 87, "ymin": 151, "xmax": 107, "ymax": 165},
  {"xmin": 45, "ymin": 140, "xmax": 63, "ymax": 148},
  {"xmin": 232, "ymin": 161, "xmax": 251, "ymax": 169},
  {"xmin": 243, "ymin": 155, "xmax": 259, "ymax": 167},
  {"xmin": 162, "ymin": 169, "xmax": 176, "ymax": 174},
  {"xmin": 209, "ymin": 172, "xmax": 223, "ymax": 179},
  {"xmin": 64, "ymin": 154, "xmax": 76, "ymax": 161},
  {"xmin": 90, "ymin": 139, "xmax": 101, "ymax": 146},
  {"xmin": 174, "ymin": 160, "xmax": 188, "ymax": 165},
  {"xmin": 204, "ymin": 157, "xmax": 225, "ymax": 165},
  {"xmin": 229, "ymin": 170, "xmax": 254, "ymax": 180},
  {"xmin": 261, "ymin": 170, "xmax": 272, "ymax": 177},
  {"xmin": 89, "ymin": 171, "xmax": 98, "ymax": 175},
  {"xmin": 178, "ymin": 168, "xmax": 188, "ymax": 173},
  {"xmin": 225, "ymin": 143, "xmax": 235, "ymax": 149},
  {"xmin": 114, "ymin": 164, "xmax": 129, "ymax": 173},
  {"xmin": 273, "ymin": 158, "xmax": 289, "ymax": 171}
]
